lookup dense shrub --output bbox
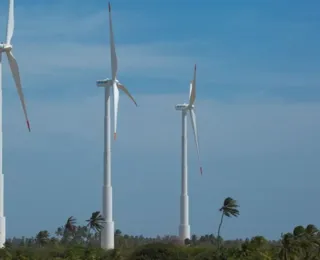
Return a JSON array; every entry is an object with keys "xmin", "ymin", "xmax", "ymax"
[
  {"xmin": 2, "ymin": 222, "xmax": 319, "ymax": 259},
  {"xmin": 129, "ymin": 242, "xmax": 187, "ymax": 260}
]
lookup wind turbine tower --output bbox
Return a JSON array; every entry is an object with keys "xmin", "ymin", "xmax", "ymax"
[
  {"xmin": 96, "ymin": 2, "xmax": 137, "ymax": 250},
  {"xmin": 0, "ymin": 0, "xmax": 31, "ymax": 247},
  {"xmin": 175, "ymin": 65, "xmax": 202, "ymax": 242}
]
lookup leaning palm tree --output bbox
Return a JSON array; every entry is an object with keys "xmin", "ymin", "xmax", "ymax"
[
  {"xmin": 64, "ymin": 216, "xmax": 77, "ymax": 233},
  {"xmin": 86, "ymin": 211, "xmax": 105, "ymax": 233},
  {"xmin": 63, "ymin": 216, "xmax": 77, "ymax": 244},
  {"xmin": 217, "ymin": 197, "xmax": 240, "ymax": 252}
]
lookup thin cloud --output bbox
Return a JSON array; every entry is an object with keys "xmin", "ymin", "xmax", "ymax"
[
  {"xmin": 1, "ymin": 1, "xmax": 319, "ymax": 92},
  {"xmin": 0, "ymin": 2, "xmax": 198, "ymax": 81},
  {"xmin": 5, "ymin": 93, "xmax": 320, "ymax": 159}
]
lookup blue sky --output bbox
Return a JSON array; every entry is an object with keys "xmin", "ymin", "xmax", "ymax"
[{"xmin": 0, "ymin": 0, "xmax": 319, "ymax": 240}]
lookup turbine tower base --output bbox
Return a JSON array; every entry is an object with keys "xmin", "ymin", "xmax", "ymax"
[
  {"xmin": 101, "ymin": 185, "xmax": 114, "ymax": 250},
  {"xmin": 101, "ymin": 220, "xmax": 114, "ymax": 250},
  {"xmin": 0, "ymin": 217, "xmax": 6, "ymax": 247},
  {"xmin": 179, "ymin": 224, "xmax": 190, "ymax": 242}
]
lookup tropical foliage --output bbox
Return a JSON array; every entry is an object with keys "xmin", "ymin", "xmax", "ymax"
[{"xmin": 1, "ymin": 200, "xmax": 319, "ymax": 260}]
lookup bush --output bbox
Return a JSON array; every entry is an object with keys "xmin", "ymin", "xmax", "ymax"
[
  {"xmin": 128, "ymin": 242, "xmax": 187, "ymax": 260},
  {"xmin": 191, "ymin": 248, "xmax": 218, "ymax": 260}
]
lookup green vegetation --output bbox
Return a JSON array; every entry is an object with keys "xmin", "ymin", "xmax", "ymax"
[
  {"xmin": 2, "ymin": 197, "xmax": 319, "ymax": 259},
  {"xmin": 217, "ymin": 197, "xmax": 240, "ymax": 256}
]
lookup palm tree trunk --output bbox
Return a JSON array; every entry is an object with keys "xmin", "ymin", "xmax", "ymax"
[{"xmin": 217, "ymin": 212, "xmax": 224, "ymax": 253}]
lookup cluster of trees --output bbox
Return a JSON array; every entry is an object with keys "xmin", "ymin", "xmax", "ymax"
[{"xmin": 1, "ymin": 197, "xmax": 319, "ymax": 259}]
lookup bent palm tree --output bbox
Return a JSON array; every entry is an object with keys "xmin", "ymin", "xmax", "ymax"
[
  {"xmin": 86, "ymin": 211, "xmax": 105, "ymax": 233},
  {"xmin": 63, "ymin": 216, "xmax": 77, "ymax": 243},
  {"xmin": 217, "ymin": 197, "xmax": 240, "ymax": 251},
  {"xmin": 65, "ymin": 216, "xmax": 77, "ymax": 233}
]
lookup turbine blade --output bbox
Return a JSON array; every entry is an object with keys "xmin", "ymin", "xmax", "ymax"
[
  {"xmin": 188, "ymin": 64, "xmax": 196, "ymax": 106},
  {"xmin": 117, "ymin": 83, "xmax": 138, "ymax": 107},
  {"xmin": 6, "ymin": 0, "xmax": 14, "ymax": 44},
  {"xmin": 189, "ymin": 109, "xmax": 202, "ymax": 175},
  {"xmin": 6, "ymin": 51, "xmax": 30, "ymax": 131},
  {"xmin": 113, "ymin": 83, "xmax": 119, "ymax": 140},
  {"xmin": 108, "ymin": 2, "xmax": 117, "ymax": 81},
  {"xmin": 188, "ymin": 80, "xmax": 193, "ymax": 102}
]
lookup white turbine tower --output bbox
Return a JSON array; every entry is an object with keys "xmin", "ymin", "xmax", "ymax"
[
  {"xmin": 175, "ymin": 64, "xmax": 202, "ymax": 242},
  {"xmin": 96, "ymin": 2, "xmax": 137, "ymax": 250},
  {"xmin": 0, "ymin": 0, "xmax": 30, "ymax": 247}
]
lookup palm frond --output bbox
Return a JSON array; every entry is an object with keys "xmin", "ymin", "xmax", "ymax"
[
  {"xmin": 220, "ymin": 197, "xmax": 240, "ymax": 217},
  {"xmin": 64, "ymin": 216, "xmax": 77, "ymax": 232},
  {"xmin": 86, "ymin": 211, "xmax": 105, "ymax": 233},
  {"xmin": 293, "ymin": 225, "xmax": 305, "ymax": 237},
  {"xmin": 306, "ymin": 224, "xmax": 318, "ymax": 236}
]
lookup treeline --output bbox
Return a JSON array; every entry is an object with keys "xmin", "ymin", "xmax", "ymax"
[
  {"xmin": 2, "ymin": 224, "xmax": 320, "ymax": 259},
  {"xmin": 1, "ymin": 197, "xmax": 318, "ymax": 259}
]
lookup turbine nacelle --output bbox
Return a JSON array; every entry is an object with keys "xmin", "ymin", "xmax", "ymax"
[
  {"xmin": 0, "ymin": 43, "xmax": 12, "ymax": 52},
  {"xmin": 96, "ymin": 78, "xmax": 119, "ymax": 87},
  {"xmin": 175, "ymin": 104, "xmax": 194, "ymax": 111}
]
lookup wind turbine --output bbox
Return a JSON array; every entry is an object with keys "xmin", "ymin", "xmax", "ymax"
[
  {"xmin": 96, "ymin": 2, "xmax": 137, "ymax": 250},
  {"xmin": 175, "ymin": 64, "xmax": 202, "ymax": 242},
  {"xmin": 0, "ymin": 0, "xmax": 31, "ymax": 247}
]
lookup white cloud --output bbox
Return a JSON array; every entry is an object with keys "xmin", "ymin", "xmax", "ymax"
[
  {"xmin": 8, "ymin": 42, "xmax": 193, "ymax": 77},
  {"xmin": 0, "ymin": 2, "xmax": 198, "ymax": 81},
  {"xmin": 0, "ymin": 1, "xmax": 319, "ymax": 92}
]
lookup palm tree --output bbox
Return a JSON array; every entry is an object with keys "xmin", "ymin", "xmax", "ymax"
[
  {"xmin": 305, "ymin": 224, "xmax": 319, "ymax": 239},
  {"xmin": 86, "ymin": 211, "xmax": 104, "ymax": 234},
  {"xmin": 301, "ymin": 224, "xmax": 319, "ymax": 259},
  {"xmin": 115, "ymin": 229, "xmax": 122, "ymax": 236},
  {"xmin": 64, "ymin": 216, "xmax": 77, "ymax": 233},
  {"xmin": 279, "ymin": 232, "xmax": 300, "ymax": 260},
  {"xmin": 217, "ymin": 197, "xmax": 240, "ymax": 252},
  {"xmin": 36, "ymin": 230, "xmax": 50, "ymax": 247},
  {"xmin": 62, "ymin": 216, "xmax": 77, "ymax": 243},
  {"xmin": 293, "ymin": 225, "xmax": 305, "ymax": 238}
]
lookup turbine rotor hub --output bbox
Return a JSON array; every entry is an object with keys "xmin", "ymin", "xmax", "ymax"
[
  {"xmin": 96, "ymin": 78, "xmax": 119, "ymax": 87},
  {"xmin": 0, "ymin": 43, "xmax": 12, "ymax": 52},
  {"xmin": 175, "ymin": 104, "xmax": 194, "ymax": 111}
]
